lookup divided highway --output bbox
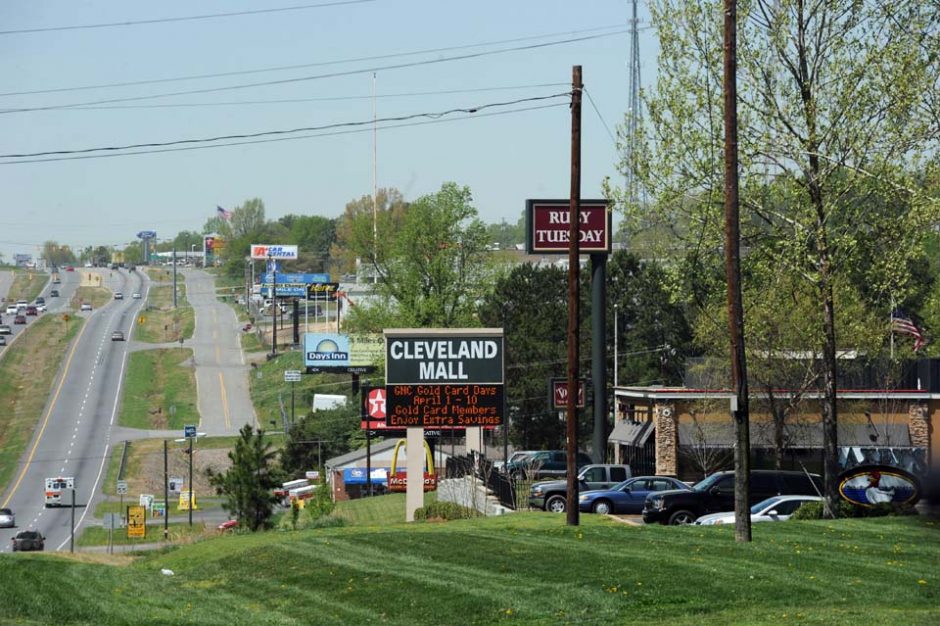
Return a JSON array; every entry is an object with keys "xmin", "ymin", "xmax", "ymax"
[{"xmin": 0, "ymin": 268, "xmax": 148, "ymax": 552}]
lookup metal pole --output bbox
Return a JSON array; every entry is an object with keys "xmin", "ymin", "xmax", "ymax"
[
  {"xmin": 271, "ymin": 255, "xmax": 277, "ymax": 356},
  {"xmin": 70, "ymin": 487, "xmax": 75, "ymax": 553},
  {"xmin": 188, "ymin": 436, "xmax": 193, "ymax": 527},
  {"xmin": 366, "ymin": 420, "xmax": 373, "ymax": 497},
  {"xmin": 614, "ymin": 304, "xmax": 619, "ymax": 387},
  {"xmin": 291, "ymin": 380, "xmax": 296, "ymax": 425},
  {"xmin": 592, "ymin": 253, "xmax": 608, "ymax": 463},
  {"xmin": 172, "ymin": 247, "xmax": 177, "ymax": 308},
  {"xmin": 723, "ymin": 0, "xmax": 751, "ymax": 543},
  {"xmin": 566, "ymin": 65, "xmax": 582, "ymax": 527},
  {"xmin": 164, "ymin": 439, "xmax": 169, "ymax": 540}
]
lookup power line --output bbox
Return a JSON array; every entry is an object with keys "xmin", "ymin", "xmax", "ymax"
[
  {"xmin": 0, "ymin": 30, "xmax": 626, "ymax": 115},
  {"xmin": 0, "ymin": 92, "xmax": 571, "ymax": 159},
  {"xmin": 0, "ymin": 102, "xmax": 568, "ymax": 165},
  {"xmin": 61, "ymin": 83, "xmax": 570, "ymax": 111},
  {"xmin": 0, "ymin": 0, "xmax": 378, "ymax": 36},
  {"xmin": 583, "ymin": 87, "xmax": 617, "ymax": 146},
  {"xmin": 0, "ymin": 24, "xmax": 626, "ymax": 98}
]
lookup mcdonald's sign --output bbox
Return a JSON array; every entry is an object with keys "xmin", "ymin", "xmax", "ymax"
[{"xmin": 388, "ymin": 439, "xmax": 437, "ymax": 492}]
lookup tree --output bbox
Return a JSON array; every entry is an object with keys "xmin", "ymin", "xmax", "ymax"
[
  {"xmin": 281, "ymin": 214, "xmax": 336, "ymax": 273},
  {"xmin": 331, "ymin": 187, "xmax": 408, "ymax": 276},
  {"xmin": 42, "ymin": 241, "xmax": 76, "ymax": 267},
  {"xmin": 485, "ymin": 211, "xmax": 525, "ymax": 249},
  {"xmin": 280, "ymin": 403, "xmax": 362, "ymax": 476},
  {"xmin": 614, "ymin": 0, "xmax": 940, "ymax": 515},
  {"xmin": 208, "ymin": 425, "xmax": 281, "ymax": 531}
]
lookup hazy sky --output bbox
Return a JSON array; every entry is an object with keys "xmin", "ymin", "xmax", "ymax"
[{"xmin": 0, "ymin": 0, "xmax": 657, "ymax": 261}]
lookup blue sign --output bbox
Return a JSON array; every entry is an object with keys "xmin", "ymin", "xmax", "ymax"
[
  {"xmin": 342, "ymin": 467, "xmax": 388, "ymax": 485},
  {"xmin": 304, "ymin": 333, "xmax": 350, "ymax": 368},
  {"xmin": 184, "ymin": 425, "xmax": 197, "ymax": 439},
  {"xmin": 137, "ymin": 230, "xmax": 157, "ymax": 240},
  {"xmin": 261, "ymin": 273, "xmax": 330, "ymax": 284}
]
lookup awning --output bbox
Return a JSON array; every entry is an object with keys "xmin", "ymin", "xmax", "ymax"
[
  {"xmin": 342, "ymin": 468, "xmax": 388, "ymax": 485},
  {"xmin": 608, "ymin": 420, "xmax": 654, "ymax": 447}
]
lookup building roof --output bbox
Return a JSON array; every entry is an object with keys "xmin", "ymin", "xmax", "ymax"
[{"xmin": 325, "ymin": 439, "xmax": 399, "ymax": 470}]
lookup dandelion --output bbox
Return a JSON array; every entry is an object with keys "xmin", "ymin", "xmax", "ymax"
[{"xmin": 918, "ymin": 580, "xmax": 927, "ymax": 585}]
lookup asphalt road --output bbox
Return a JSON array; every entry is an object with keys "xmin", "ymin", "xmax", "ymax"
[
  {"xmin": 0, "ymin": 268, "xmax": 148, "ymax": 553},
  {"xmin": 0, "ymin": 270, "xmax": 56, "ymax": 349},
  {"xmin": 183, "ymin": 269, "xmax": 256, "ymax": 435}
]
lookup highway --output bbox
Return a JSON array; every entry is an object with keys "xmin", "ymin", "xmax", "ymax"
[{"xmin": 0, "ymin": 268, "xmax": 148, "ymax": 552}]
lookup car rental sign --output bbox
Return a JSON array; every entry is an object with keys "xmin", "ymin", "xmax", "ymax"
[
  {"xmin": 525, "ymin": 199, "xmax": 611, "ymax": 254},
  {"xmin": 250, "ymin": 244, "xmax": 298, "ymax": 260},
  {"xmin": 384, "ymin": 329, "xmax": 504, "ymax": 428}
]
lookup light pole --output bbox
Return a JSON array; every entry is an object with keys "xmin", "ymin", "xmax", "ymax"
[{"xmin": 614, "ymin": 304, "xmax": 619, "ymax": 388}]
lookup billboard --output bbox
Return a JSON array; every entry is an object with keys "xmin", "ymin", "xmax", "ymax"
[
  {"xmin": 251, "ymin": 244, "xmax": 298, "ymax": 260},
  {"xmin": 525, "ymin": 199, "xmax": 611, "ymax": 254},
  {"xmin": 384, "ymin": 329, "xmax": 504, "ymax": 428},
  {"xmin": 550, "ymin": 377, "xmax": 587, "ymax": 410},
  {"xmin": 204, "ymin": 234, "xmax": 225, "ymax": 266},
  {"xmin": 258, "ymin": 273, "xmax": 334, "ymax": 299},
  {"xmin": 304, "ymin": 333, "xmax": 383, "ymax": 373}
]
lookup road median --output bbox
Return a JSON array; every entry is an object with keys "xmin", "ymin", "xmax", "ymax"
[
  {"xmin": 119, "ymin": 348, "xmax": 198, "ymax": 430},
  {"xmin": 135, "ymin": 285, "xmax": 194, "ymax": 343}
]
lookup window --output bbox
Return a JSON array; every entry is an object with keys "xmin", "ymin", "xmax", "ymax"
[
  {"xmin": 609, "ymin": 467, "xmax": 628, "ymax": 482},
  {"xmin": 750, "ymin": 473, "xmax": 778, "ymax": 494},
  {"xmin": 770, "ymin": 500, "xmax": 806, "ymax": 515},
  {"xmin": 582, "ymin": 467, "xmax": 605, "ymax": 482},
  {"xmin": 650, "ymin": 479, "xmax": 674, "ymax": 492}
]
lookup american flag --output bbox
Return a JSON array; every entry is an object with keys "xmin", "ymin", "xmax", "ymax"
[
  {"xmin": 217, "ymin": 205, "xmax": 232, "ymax": 221},
  {"xmin": 891, "ymin": 309, "xmax": 925, "ymax": 351}
]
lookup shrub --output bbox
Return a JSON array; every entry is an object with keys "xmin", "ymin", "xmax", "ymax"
[
  {"xmin": 414, "ymin": 501, "xmax": 480, "ymax": 521},
  {"xmin": 790, "ymin": 500, "xmax": 919, "ymax": 520},
  {"xmin": 304, "ymin": 482, "xmax": 335, "ymax": 521}
]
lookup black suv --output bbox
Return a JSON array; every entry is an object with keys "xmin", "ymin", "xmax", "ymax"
[
  {"xmin": 642, "ymin": 470, "xmax": 822, "ymax": 525},
  {"xmin": 11, "ymin": 530, "xmax": 44, "ymax": 552},
  {"xmin": 505, "ymin": 450, "xmax": 593, "ymax": 480}
]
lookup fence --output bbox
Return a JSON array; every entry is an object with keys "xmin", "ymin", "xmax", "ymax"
[{"xmin": 444, "ymin": 454, "xmax": 520, "ymax": 510}]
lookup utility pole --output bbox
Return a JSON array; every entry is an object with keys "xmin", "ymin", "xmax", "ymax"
[
  {"xmin": 723, "ymin": 0, "xmax": 752, "ymax": 543},
  {"xmin": 565, "ymin": 65, "xmax": 582, "ymax": 527},
  {"xmin": 188, "ymin": 436, "xmax": 194, "ymax": 527},
  {"xmin": 172, "ymin": 247, "xmax": 178, "ymax": 308},
  {"xmin": 70, "ymin": 487, "xmax": 75, "ymax": 553},
  {"xmin": 270, "ymin": 254, "xmax": 277, "ymax": 356},
  {"xmin": 163, "ymin": 440, "xmax": 169, "ymax": 540}
]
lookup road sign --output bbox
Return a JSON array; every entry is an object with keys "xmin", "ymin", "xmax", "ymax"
[
  {"xmin": 116, "ymin": 480, "xmax": 128, "ymax": 495},
  {"xmin": 284, "ymin": 370, "xmax": 302, "ymax": 383},
  {"xmin": 127, "ymin": 505, "xmax": 146, "ymax": 539},
  {"xmin": 138, "ymin": 315, "xmax": 145, "ymax": 324},
  {"xmin": 184, "ymin": 424, "xmax": 196, "ymax": 439}
]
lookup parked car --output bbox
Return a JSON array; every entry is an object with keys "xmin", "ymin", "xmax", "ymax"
[
  {"xmin": 0, "ymin": 325, "xmax": 11, "ymax": 335},
  {"xmin": 49, "ymin": 289, "xmax": 59, "ymax": 298},
  {"xmin": 80, "ymin": 303, "xmax": 92, "ymax": 311},
  {"xmin": 218, "ymin": 519, "xmax": 239, "ymax": 531},
  {"xmin": 643, "ymin": 470, "xmax": 823, "ymax": 525},
  {"xmin": 493, "ymin": 450, "xmax": 538, "ymax": 473},
  {"xmin": 695, "ymin": 495, "xmax": 824, "ymax": 525},
  {"xmin": 65, "ymin": 266, "xmax": 74, "ymax": 272},
  {"xmin": 36, "ymin": 304, "xmax": 47, "ymax": 313},
  {"xmin": 505, "ymin": 450, "xmax": 594, "ymax": 481},
  {"xmin": 13, "ymin": 315, "xmax": 26, "ymax": 324},
  {"xmin": 529, "ymin": 464, "xmax": 633, "ymax": 512},
  {"xmin": 11, "ymin": 530, "xmax": 44, "ymax": 551},
  {"xmin": 0, "ymin": 508, "xmax": 14, "ymax": 528},
  {"xmin": 111, "ymin": 331, "xmax": 125, "ymax": 342},
  {"xmin": 25, "ymin": 306, "xmax": 38, "ymax": 316},
  {"xmin": 579, "ymin": 476, "xmax": 690, "ymax": 515}
]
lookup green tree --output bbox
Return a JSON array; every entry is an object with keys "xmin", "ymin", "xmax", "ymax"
[
  {"xmin": 280, "ymin": 214, "xmax": 336, "ymax": 273},
  {"xmin": 280, "ymin": 403, "xmax": 362, "ymax": 476},
  {"xmin": 614, "ymin": 0, "xmax": 940, "ymax": 513},
  {"xmin": 331, "ymin": 187, "xmax": 408, "ymax": 276},
  {"xmin": 208, "ymin": 425, "xmax": 281, "ymax": 531},
  {"xmin": 485, "ymin": 211, "xmax": 525, "ymax": 249},
  {"xmin": 42, "ymin": 241, "xmax": 77, "ymax": 267}
]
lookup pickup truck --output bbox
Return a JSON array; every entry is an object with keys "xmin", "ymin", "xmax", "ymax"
[{"xmin": 529, "ymin": 464, "xmax": 632, "ymax": 513}]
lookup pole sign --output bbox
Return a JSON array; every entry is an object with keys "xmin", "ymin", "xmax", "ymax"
[
  {"xmin": 126, "ymin": 505, "xmax": 146, "ymax": 539},
  {"xmin": 305, "ymin": 333, "xmax": 383, "ymax": 374},
  {"xmin": 250, "ymin": 244, "xmax": 298, "ymax": 260},
  {"xmin": 184, "ymin": 424, "xmax": 196, "ymax": 439},
  {"xmin": 360, "ymin": 384, "xmax": 485, "ymax": 435},
  {"xmin": 136, "ymin": 230, "xmax": 157, "ymax": 240},
  {"xmin": 258, "ymin": 273, "xmax": 333, "ymax": 298},
  {"xmin": 284, "ymin": 370, "xmax": 302, "ymax": 383},
  {"xmin": 550, "ymin": 377, "xmax": 588, "ymax": 410},
  {"xmin": 384, "ymin": 329, "xmax": 504, "ymax": 428},
  {"xmin": 525, "ymin": 199, "xmax": 611, "ymax": 254}
]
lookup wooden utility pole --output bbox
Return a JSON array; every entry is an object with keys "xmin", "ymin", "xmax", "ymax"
[
  {"xmin": 566, "ymin": 65, "xmax": 582, "ymax": 527},
  {"xmin": 723, "ymin": 0, "xmax": 752, "ymax": 542}
]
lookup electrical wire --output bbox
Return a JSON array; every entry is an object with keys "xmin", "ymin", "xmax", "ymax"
[
  {"xmin": 0, "ymin": 30, "xmax": 626, "ymax": 114},
  {"xmin": 0, "ymin": 25, "xmax": 627, "ymax": 98},
  {"xmin": 0, "ymin": 94, "xmax": 570, "ymax": 162},
  {"xmin": 583, "ymin": 87, "xmax": 618, "ymax": 146},
  {"xmin": 0, "ymin": 0, "xmax": 378, "ymax": 36}
]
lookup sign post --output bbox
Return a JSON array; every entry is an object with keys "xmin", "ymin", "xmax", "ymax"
[
  {"xmin": 285, "ymin": 370, "xmax": 301, "ymax": 425},
  {"xmin": 184, "ymin": 425, "xmax": 196, "ymax": 527}
]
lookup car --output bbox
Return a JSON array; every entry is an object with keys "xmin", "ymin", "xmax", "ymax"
[
  {"xmin": 114, "ymin": 292, "xmax": 124, "ymax": 300},
  {"xmin": 15, "ymin": 300, "xmax": 28, "ymax": 309},
  {"xmin": 493, "ymin": 450, "xmax": 538, "ymax": 473},
  {"xmin": 80, "ymin": 303, "xmax": 92, "ymax": 312},
  {"xmin": 13, "ymin": 315, "xmax": 26, "ymax": 324},
  {"xmin": 5, "ymin": 305, "xmax": 18, "ymax": 315},
  {"xmin": 217, "ymin": 519, "xmax": 239, "ymax": 531},
  {"xmin": 34, "ymin": 297, "xmax": 45, "ymax": 305},
  {"xmin": 579, "ymin": 476, "xmax": 691, "ymax": 515},
  {"xmin": 0, "ymin": 508, "xmax": 14, "ymax": 528},
  {"xmin": 84, "ymin": 262, "xmax": 93, "ymax": 268},
  {"xmin": 642, "ymin": 470, "xmax": 824, "ymax": 525},
  {"xmin": 52, "ymin": 277, "xmax": 61, "ymax": 284},
  {"xmin": 505, "ymin": 450, "xmax": 595, "ymax": 481},
  {"xmin": 695, "ymin": 495, "xmax": 824, "ymax": 526},
  {"xmin": 0, "ymin": 325, "xmax": 11, "ymax": 335},
  {"xmin": 0, "ymin": 335, "xmax": 6, "ymax": 346},
  {"xmin": 111, "ymin": 331, "xmax": 125, "ymax": 341},
  {"xmin": 11, "ymin": 530, "xmax": 44, "ymax": 552},
  {"xmin": 36, "ymin": 304, "xmax": 47, "ymax": 313},
  {"xmin": 65, "ymin": 266, "xmax": 74, "ymax": 272},
  {"xmin": 529, "ymin": 464, "xmax": 633, "ymax": 512},
  {"xmin": 49, "ymin": 289, "xmax": 59, "ymax": 298},
  {"xmin": 132, "ymin": 292, "xmax": 142, "ymax": 299},
  {"xmin": 25, "ymin": 306, "xmax": 38, "ymax": 316}
]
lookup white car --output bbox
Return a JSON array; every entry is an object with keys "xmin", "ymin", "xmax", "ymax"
[
  {"xmin": 36, "ymin": 304, "xmax": 47, "ymax": 313},
  {"xmin": 132, "ymin": 292, "xmax": 142, "ymax": 299},
  {"xmin": 80, "ymin": 303, "xmax": 92, "ymax": 312},
  {"xmin": 0, "ymin": 507, "xmax": 14, "ymax": 528},
  {"xmin": 694, "ymin": 495, "xmax": 823, "ymax": 525},
  {"xmin": 5, "ymin": 305, "xmax": 17, "ymax": 315}
]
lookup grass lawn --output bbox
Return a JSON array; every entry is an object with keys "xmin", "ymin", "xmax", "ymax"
[
  {"xmin": 249, "ymin": 351, "xmax": 357, "ymax": 423},
  {"xmin": 136, "ymin": 285, "xmax": 195, "ymax": 343},
  {"xmin": 0, "ymin": 315, "xmax": 83, "ymax": 496},
  {"xmin": 70, "ymin": 286, "xmax": 111, "ymax": 310},
  {"xmin": 119, "ymin": 348, "xmax": 197, "ymax": 430},
  {"xmin": 145, "ymin": 267, "xmax": 185, "ymax": 283},
  {"xmin": 6, "ymin": 269, "xmax": 47, "ymax": 303},
  {"xmin": 333, "ymin": 492, "xmax": 437, "ymax": 525},
  {"xmin": 77, "ymin": 522, "xmax": 209, "ymax": 547},
  {"xmin": 2, "ymin": 516, "xmax": 939, "ymax": 624}
]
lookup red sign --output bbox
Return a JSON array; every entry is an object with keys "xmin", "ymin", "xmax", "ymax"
[
  {"xmin": 551, "ymin": 378, "xmax": 587, "ymax": 410},
  {"xmin": 367, "ymin": 387, "xmax": 386, "ymax": 418},
  {"xmin": 526, "ymin": 199, "xmax": 610, "ymax": 254},
  {"xmin": 388, "ymin": 472, "xmax": 438, "ymax": 492},
  {"xmin": 386, "ymin": 384, "xmax": 503, "ymax": 428}
]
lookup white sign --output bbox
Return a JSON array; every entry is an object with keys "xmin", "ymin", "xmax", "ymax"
[
  {"xmin": 139, "ymin": 494, "xmax": 154, "ymax": 509},
  {"xmin": 168, "ymin": 477, "xmax": 184, "ymax": 494},
  {"xmin": 284, "ymin": 370, "xmax": 302, "ymax": 383},
  {"xmin": 116, "ymin": 480, "xmax": 128, "ymax": 495},
  {"xmin": 305, "ymin": 470, "xmax": 320, "ymax": 481},
  {"xmin": 251, "ymin": 244, "xmax": 298, "ymax": 260}
]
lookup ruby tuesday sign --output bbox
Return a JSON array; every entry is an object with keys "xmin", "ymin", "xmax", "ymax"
[{"xmin": 526, "ymin": 199, "xmax": 611, "ymax": 254}]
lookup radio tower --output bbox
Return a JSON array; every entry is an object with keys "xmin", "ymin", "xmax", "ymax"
[{"xmin": 626, "ymin": 0, "xmax": 643, "ymax": 210}]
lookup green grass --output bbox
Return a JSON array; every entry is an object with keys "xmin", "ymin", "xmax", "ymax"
[
  {"xmin": 0, "ymin": 315, "xmax": 83, "ymax": 497},
  {"xmin": 1, "ymin": 516, "xmax": 939, "ymax": 624},
  {"xmin": 249, "ymin": 351, "xmax": 356, "ymax": 423},
  {"xmin": 70, "ymin": 286, "xmax": 111, "ymax": 310},
  {"xmin": 333, "ymin": 491, "xmax": 437, "ymax": 525},
  {"xmin": 119, "ymin": 349, "xmax": 197, "ymax": 429},
  {"xmin": 77, "ymin": 522, "xmax": 208, "ymax": 547},
  {"xmin": 6, "ymin": 269, "xmax": 47, "ymax": 303},
  {"xmin": 136, "ymin": 285, "xmax": 195, "ymax": 343},
  {"xmin": 93, "ymin": 497, "xmax": 225, "ymax": 519},
  {"xmin": 145, "ymin": 267, "xmax": 185, "ymax": 283}
]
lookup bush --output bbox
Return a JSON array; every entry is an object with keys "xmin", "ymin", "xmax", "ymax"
[
  {"xmin": 790, "ymin": 500, "xmax": 919, "ymax": 520},
  {"xmin": 414, "ymin": 501, "xmax": 481, "ymax": 521}
]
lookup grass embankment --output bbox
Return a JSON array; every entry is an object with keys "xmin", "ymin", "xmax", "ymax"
[
  {"xmin": 71, "ymin": 286, "xmax": 111, "ymax": 310},
  {"xmin": 119, "ymin": 348, "xmax": 197, "ymax": 430},
  {"xmin": 333, "ymin": 491, "xmax": 437, "ymax": 525},
  {"xmin": 78, "ymin": 523, "xmax": 207, "ymax": 548},
  {"xmin": 7, "ymin": 269, "xmax": 47, "ymax": 303},
  {"xmin": 136, "ymin": 284, "xmax": 195, "ymax": 343},
  {"xmin": 144, "ymin": 267, "xmax": 185, "ymax": 283},
  {"xmin": 0, "ymin": 315, "xmax": 82, "ymax": 495},
  {"xmin": 3, "ymin": 516, "xmax": 940, "ymax": 624},
  {"xmin": 249, "ymin": 351, "xmax": 355, "ymax": 423}
]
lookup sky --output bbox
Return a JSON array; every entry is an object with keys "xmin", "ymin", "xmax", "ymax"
[{"xmin": 0, "ymin": 0, "xmax": 658, "ymax": 261}]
